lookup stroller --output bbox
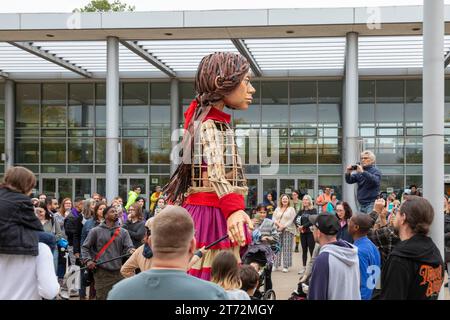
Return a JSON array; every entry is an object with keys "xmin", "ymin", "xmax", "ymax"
[{"xmin": 242, "ymin": 225, "xmax": 280, "ymax": 300}]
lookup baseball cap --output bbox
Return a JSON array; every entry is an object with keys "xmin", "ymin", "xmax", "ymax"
[{"xmin": 308, "ymin": 213, "xmax": 340, "ymax": 235}]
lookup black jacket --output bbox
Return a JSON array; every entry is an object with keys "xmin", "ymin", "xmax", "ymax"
[
  {"xmin": 336, "ymin": 220, "xmax": 354, "ymax": 244},
  {"xmin": 294, "ymin": 208, "xmax": 317, "ymax": 233},
  {"xmin": 380, "ymin": 234, "xmax": 444, "ymax": 300},
  {"xmin": 122, "ymin": 220, "xmax": 146, "ymax": 249},
  {"xmin": 0, "ymin": 187, "xmax": 43, "ymax": 256},
  {"xmin": 444, "ymin": 214, "xmax": 450, "ymax": 263},
  {"xmin": 64, "ymin": 208, "xmax": 83, "ymax": 254}
]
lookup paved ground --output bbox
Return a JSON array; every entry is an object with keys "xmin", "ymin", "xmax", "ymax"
[{"xmin": 270, "ymin": 244, "xmax": 304, "ymax": 300}]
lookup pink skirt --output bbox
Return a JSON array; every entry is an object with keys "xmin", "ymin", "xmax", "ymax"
[{"xmin": 183, "ymin": 204, "xmax": 251, "ymax": 280}]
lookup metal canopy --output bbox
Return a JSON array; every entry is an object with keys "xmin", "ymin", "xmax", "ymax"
[
  {"xmin": 136, "ymin": 39, "xmax": 239, "ymax": 73},
  {"xmin": 9, "ymin": 41, "xmax": 92, "ymax": 78},
  {"xmin": 359, "ymin": 36, "xmax": 450, "ymax": 69},
  {"xmin": 231, "ymin": 39, "xmax": 262, "ymax": 77},
  {"xmin": 119, "ymin": 40, "xmax": 176, "ymax": 78},
  {"xmin": 1, "ymin": 35, "xmax": 450, "ymax": 79}
]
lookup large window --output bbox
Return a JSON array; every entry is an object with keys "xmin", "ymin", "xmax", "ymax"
[
  {"xmin": 358, "ymin": 79, "xmax": 432, "ymax": 191},
  {"xmin": 12, "ymin": 78, "xmax": 449, "ymax": 193},
  {"xmin": 318, "ymin": 81, "xmax": 341, "ymax": 125},
  {"xmin": 150, "ymin": 83, "xmax": 171, "ymax": 167},
  {"xmin": 375, "ymin": 80, "xmax": 404, "ymax": 123},
  {"xmin": 122, "ymin": 83, "xmax": 149, "ymax": 128},
  {"xmin": 0, "ymin": 83, "xmax": 4, "ymax": 173},
  {"xmin": 359, "ymin": 80, "xmax": 375, "ymax": 124},
  {"xmin": 16, "ymin": 84, "xmax": 40, "ymax": 128},
  {"xmin": 405, "ymin": 80, "xmax": 422, "ymax": 123},
  {"xmin": 0, "ymin": 83, "xmax": 4, "ymax": 133},
  {"xmin": 69, "ymin": 83, "xmax": 94, "ymax": 127},
  {"xmin": 95, "ymin": 83, "xmax": 106, "ymax": 128},
  {"xmin": 42, "ymin": 84, "xmax": 66, "ymax": 127},
  {"xmin": 290, "ymin": 81, "xmax": 317, "ymax": 124},
  {"xmin": 14, "ymin": 81, "xmax": 173, "ymax": 176},
  {"xmin": 261, "ymin": 81, "xmax": 289, "ymax": 126}
]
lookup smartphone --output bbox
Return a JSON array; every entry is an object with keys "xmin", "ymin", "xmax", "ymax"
[{"xmin": 388, "ymin": 202, "xmax": 394, "ymax": 212}]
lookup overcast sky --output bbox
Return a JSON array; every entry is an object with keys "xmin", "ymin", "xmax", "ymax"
[{"xmin": 1, "ymin": 0, "xmax": 449, "ymax": 13}]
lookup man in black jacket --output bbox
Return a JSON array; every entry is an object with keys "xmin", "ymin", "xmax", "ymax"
[
  {"xmin": 64, "ymin": 198, "xmax": 84, "ymax": 265},
  {"xmin": 380, "ymin": 196, "xmax": 444, "ymax": 300}
]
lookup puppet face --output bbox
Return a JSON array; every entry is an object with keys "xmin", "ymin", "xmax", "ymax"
[{"xmin": 223, "ymin": 71, "xmax": 255, "ymax": 110}]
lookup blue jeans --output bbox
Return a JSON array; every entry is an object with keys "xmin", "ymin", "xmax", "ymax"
[
  {"xmin": 359, "ymin": 202, "xmax": 374, "ymax": 214},
  {"xmin": 53, "ymin": 247, "xmax": 59, "ymax": 273}
]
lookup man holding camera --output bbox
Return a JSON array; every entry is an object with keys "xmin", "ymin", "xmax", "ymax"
[{"xmin": 345, "ymin": 150, "xmax": 382, "ymax": 214}]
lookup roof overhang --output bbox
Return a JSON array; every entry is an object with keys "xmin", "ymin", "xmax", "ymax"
[
  {"xmin": 1, "ymin": 6, "xmax": 450, "ymax": 80},
  {"xmin": 0, "ymin": 6, "xmax": 446, "ymax": 41}
]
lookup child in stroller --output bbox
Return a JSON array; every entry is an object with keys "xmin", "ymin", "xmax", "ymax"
[{"xmin": 242, "ymin": 204, "xmax": 280, "ymax": 300}]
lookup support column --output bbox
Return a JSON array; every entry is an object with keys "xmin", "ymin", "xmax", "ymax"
[
  {"xmin": 4, "ymin": 80, "xmax": 14, "ymax": 171},
  {"xmin": 106, "ymin": 37, "xmax": 119, "ymax": 203},
  {"xmin": 342, "ymin": 32, "xmax": 359, "ymax": 211},
  {"xmin": 423, "ymin": 0, "xmax": 445, "ymax": 299},
  {"xmin": 170, "ymin": 78, "xmax": 179, "ymax": 175}
]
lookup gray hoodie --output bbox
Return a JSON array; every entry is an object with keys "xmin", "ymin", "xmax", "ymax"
[
  {"xmin": 81, "ymin": 223, "xmax": 134, "ymax": 271},
  {"xmin": 308, "ymin": 240, "xmax": 361, "ymax": 300}
]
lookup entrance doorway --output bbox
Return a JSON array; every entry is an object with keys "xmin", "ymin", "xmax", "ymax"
[
  {"xmin": 245, "ymin": 175, "xmax": 317, "ymax": 209},
  {"xmin": 118, "ymin": 177, "xmax": 147, "ymax": 203}
]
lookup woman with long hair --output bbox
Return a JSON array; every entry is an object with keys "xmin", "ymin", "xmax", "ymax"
[
  {"xmin": 335, "ymin": 201, "xmax": 353, "ymax": 243},
  {"xmin": 153, "ymin": 197, "xmax": 166, "ymax": 217},
  {"xmin": 123, "ymin": 203, "xmax": 146, "ymax": 249},
  {"xmin": 136, "ymin": 196, "xmax": 151, "ymax": 220},
  {"xmin": 263, "ymin": 192, "xmax": 277, "ymax": 219},
  {"xmin": 82, "ymin": 198, "xmax": 96, "ymax": 221},
  {"xmin": 211, "ymin": 251, "xmax": 249, "ymax": 300},
  {"xmin": 291, "ymin": 190, "xmax": 302, "ymax": 253},
  {"xmin": 0, "ymin": 166, "xmax": 59, "ymax": 300},
  {"xmin": 294, "ymin": 194, "xmax": 317, "ymax": 275},
  {"xmin": 55, "ymin": 198, "xmax": 72, "ymax": 235},
  {"xmin": 273, "ymin": 194, "xmax": 297, "ymax": 273},
  {"xmin": 163, "ymin": 52, "xmax": 255, "ymax": 280}
]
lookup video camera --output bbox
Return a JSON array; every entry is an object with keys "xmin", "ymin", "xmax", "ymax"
[
  {"xmin": 350, "ymin": 162, "xmax": 361, "ymax": 170},
  {"xmin": 377, "ymin": 192, "xmax": 388, "ymax": 201}
]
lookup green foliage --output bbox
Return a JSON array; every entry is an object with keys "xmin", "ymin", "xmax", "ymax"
[{"xmin": 73, "ymin": 0, "xmax": 135, "ymax": 13}]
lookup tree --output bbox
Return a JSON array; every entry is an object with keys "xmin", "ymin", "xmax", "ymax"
[{"xmin": 73, "ymin": 0, "xmax": 135, "ymax": 13}]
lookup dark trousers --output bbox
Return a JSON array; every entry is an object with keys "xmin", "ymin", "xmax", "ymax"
[
  {"xmin": 300, "ymin": 232, "xmax": 315, "ymax": 267},
  {"xmin": 93, "ymin": 268, "xmax": 123, "ymax": 300},
  {"xmin": 264, "ymin": 264, "xmax": 273, "ymax": 291}
]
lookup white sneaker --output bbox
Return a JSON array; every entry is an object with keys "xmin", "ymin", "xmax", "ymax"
[
  {"xmin": 298, "ymin": 267, "xmax": 305, "ymax": 275},
  {"xmin": 282, "ymin": 268, "xmax": 288, "ymax": 273}
]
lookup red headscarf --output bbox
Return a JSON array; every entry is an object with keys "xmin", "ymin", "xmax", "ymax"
[{"xmin": 183, "ymin": 99, "xmax": 198, "ymax": 130}]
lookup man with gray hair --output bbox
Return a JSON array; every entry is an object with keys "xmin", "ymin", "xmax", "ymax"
[{"xmin": 345, "ymin": 150, "xmax": 382, "ymax": 214}]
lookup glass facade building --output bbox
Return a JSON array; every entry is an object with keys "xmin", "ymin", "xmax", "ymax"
[{"xmin": 1, "ymin": 79, "xmax": 450, "ymax": 207}]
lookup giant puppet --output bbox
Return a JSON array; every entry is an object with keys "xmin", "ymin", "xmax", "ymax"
[{"xmin": 164, "ymin": 52, "xmax": 255, "ymax": 280}]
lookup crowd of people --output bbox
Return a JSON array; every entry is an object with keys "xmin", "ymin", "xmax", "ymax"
[
  {"xmin": 1, "ymin": 47, "xmax": 448, "ymax": 303},
  {"xmin": 0, "ymin": 162, "xmax": 448, "ymax": 301}
]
